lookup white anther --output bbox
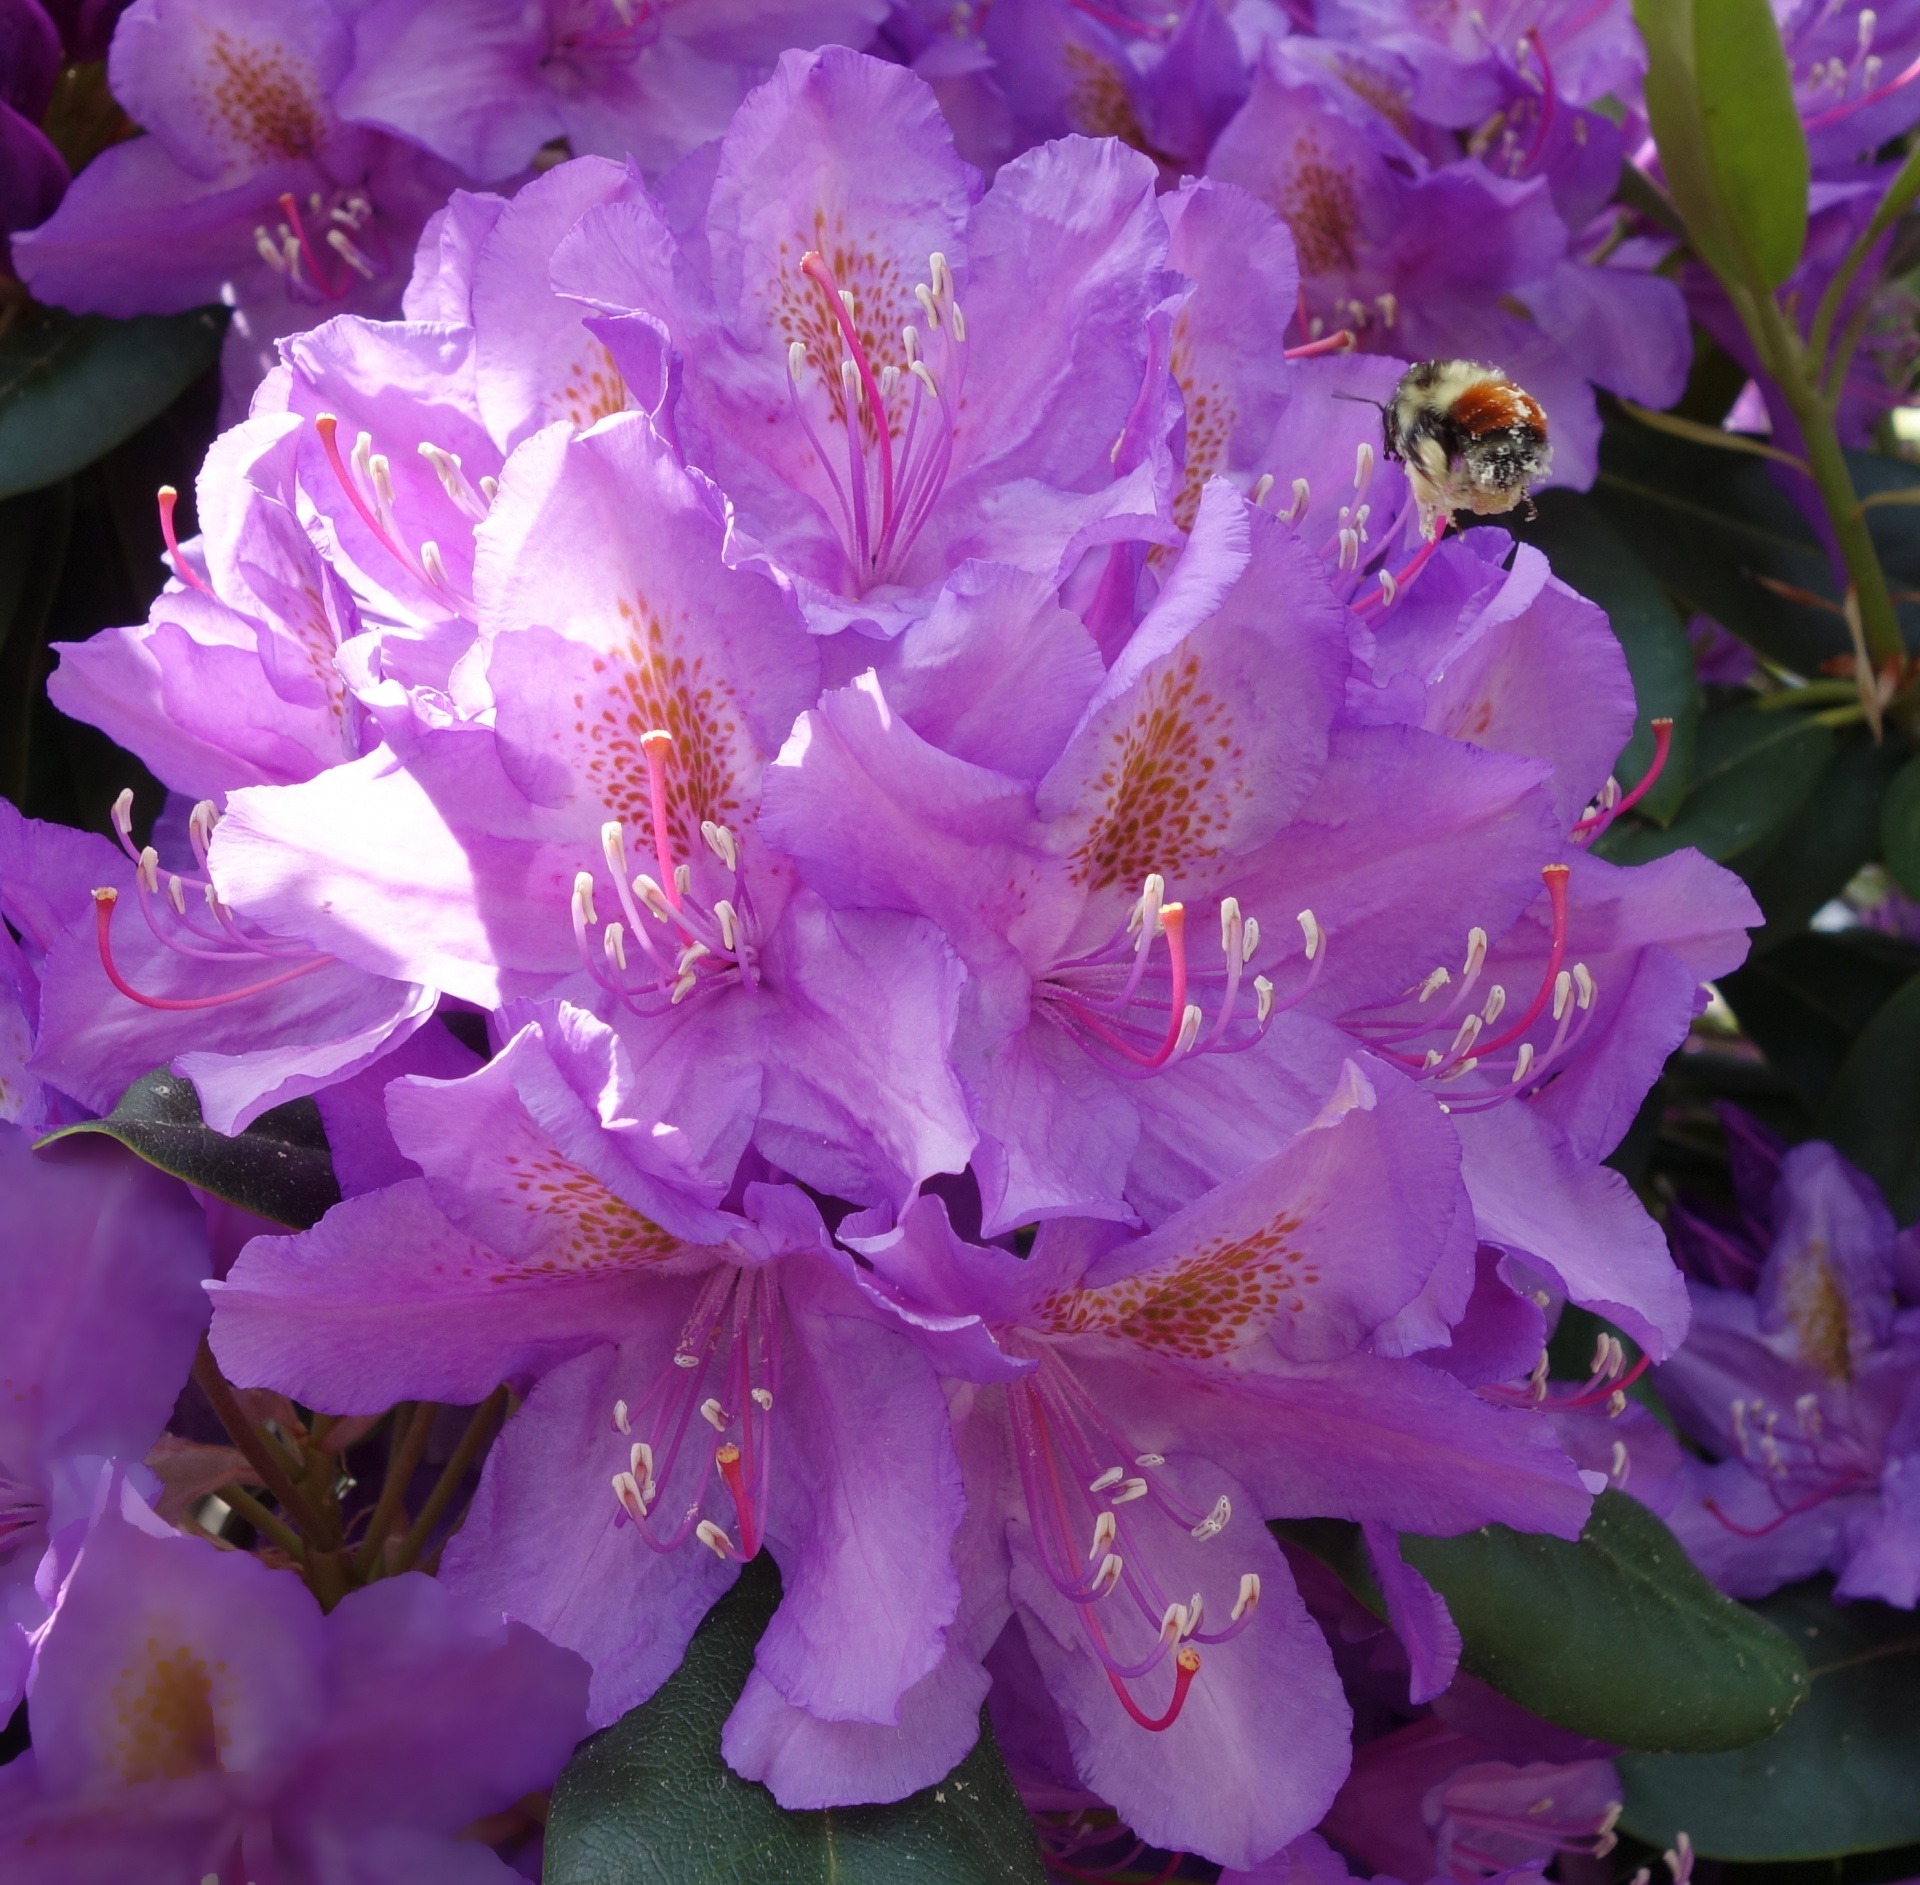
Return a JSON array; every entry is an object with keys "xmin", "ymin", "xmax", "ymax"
[
  {"xmin": 1219, "ymin": 897, "xmax": 1241, "ymax": 951},
  {"xmin": 613, "ymin": 1399, "xmax": 631, "ymax": 1434},
  {"xmin": 751, "ymin": 1387, "xmax": 773, "ymax": 1411},
  {"xmin": 1378, "ymin": 570, "xmax": 1400, "ymax": 608},
  {"xmin": 573, "ymin": 871, "xmax": 598, "ymax": 927},
  {"xmin": 673, "ymin": 1352, "xmax": 699, "ymax": 1369},
  {"xmin": 676, "ymin": 940, "xmax": 711, "ymax": 976},
  {"xmin": 1353, "ymin": 440, "xmax": 1375, "ymax": 492},
  {"xmin": 836, "ymin": 289, "xmax": 857, "ymax": 319},
  {"xmin": 1418, "ymin": 966, "xmax": 1452, "ymax": 1002},
  {"xmin": 1338, "ymin": 527, "xmax": 1359, "ymax": 570},
  {"xmin": 1864, "ymin": 52, "xmax": 1883, "ymax": 86},
  {"xmin": 1089, "ymin": 1552, "xmax": 1124, "ymax": 1597},
  {"xmin": 1109, "ymin": 1477, "xmax": 1150, "ymax": 1505},
  {"xmin": 420, "ymin": 540, "xmax": 451, "ymax": 589},
  {"xmin": 137, "ymin": 846, "xmax": 159, "ymax": 893},
  {"xmin": 1190, "ymin": 1494, "xmax": 1231, "ymax": 1542},
  {"xmin": 1377, "ymin": 291, "xmax": 1398, "ymax": 328},
  {"xmin": 1284, "ymin": 477, "xmax": 1310, "ymax": 523},
  {"xmin": 879, "ymin": 365, "xmax": 901, "ymax": 402},
  {"xmin": 1449, "ymin": 1013, "xmax": 1483, "ymax": 1057},
  {"xmin": 633, "ymin": 873, "xmax": 675, "ymax": 922},
  {"xmin": 112, "ymin": 787, "xmax": 136, "ymax": 841},
  {"xmin": 1510, "ymin": 1040, "xmax": 1536, "ymax": 1084},
  {"xmin": 700, "ymin": 1398, "xmax": 729, "ymax": 1431},
  {"xmin": 204, "ymin": 882, "xmax": 226, "ymax": 919},
  {"xmin": 715, "ymin": 900, "xmax": 739, "ymax": 953},
  {"xmin": 947, "ymin": 297, "xmax": 966, "ymax": 342},
  {"xmin": 256, "ymin": 226, "xmax": 286, "ymax": 270},
  {"xmin": 1441, "ymin": 1056, "xmax": 1479, "ymax": 1079},
  {"xmin": 369, "ymin": 452, "xmax": 395, "ymax": 511},
  {"xmin": 1254, "ymin": 975, "xmax": 1274, "ymax": 1024},
  {"xmin": 930, "ymin": 252, "xmax": 952, "ymax": 299},
  {"xmin": 1088, "ymin": 1465, "xmax": 1125, "ymax": 1493},
  {"xmin": 1423, "ymin": 1049, "xmax": 1444, "ymax": 1071},
  {"xmin": 695, "ymin": 1519, "xmax": 736, "ymax": 1560},
  {"xmin": 479, "ymin": 475, "xmax": 498, "ymax": 504},
  {"xmin": 604, "ymin": 924, "xmax": 627, "ymax": 972},
  {"xmin": 1859, "ymin": 8, "xmax": 1878, "ymax": 55},
  {"xmin": 167, "ymin": 876, "xmax": 187, "ymax": 916},
  {"xmin": 671, "ymin": 973, "xmax": 699, "ymax": 1005},
  {"xmin": 1480, "ymin": 984, "xmax": 1506, "ymax": 1025},
  {"xmin": 786, "ymin": 339, "xmax": 809, "ymax": 382},
  {"xmin": 1573, "ymin": 962, "xmax": 1595, "ymax": 1010},
  {"xmin": 840, "ymin": 359, "xmax": 862, "ymax": 408},
  {"xmin": 902, "ymin": 325, "xmax": 921, "ymax": 365},
  {"xmin": 613, "ymin": 1471, "xmax": 648, "ymax": 1523},
  {"xmin": 1353, "ymin": 504, "xmax": 1371, "ymax": 539},
  {"xmin": 1592, "ymin": 1331, "xmax": 1616, "ymax": 1375},
  {"xmin": 1134, "ymin": 1453, "xmax": 1164, "ymax": 1467},
  {"xmin": 701, "ymin": 820, "xmax": 738, "ymax": 872},
  {"xmin": 602, "ymin": 822, "xmax": 631, "ymax": 878},
  {"xmin": 1129, "ymin": 872, "xmax": 1166, "ymax": 934},
  {"xmin": 1243, "ymin": 915, "xmax": 1262, "ymax": 961},
  {"xmin": 1606, "ymin": 1389, "xmax": 1628, "ymax": 1418},
  {"xmin": 1463, "ymin": 927, "xmax": 1487, "ymax": 976},
  {"xmin": 909, "ymin": 359, "xmax": 941, "ymax": 401},
  {"xmin": 630, "ymin": 1439, "xmax": 653, "ymax": 1485},
  {"xmin": 326, "ymin": 228, "xmax": 378, "ymax": 279},
  {"xmin": 1174, "ymin": 1004, "xmax": 1204, "ymax": 1056},
  {"xmin": 915, "ymin": 282, "xmax": 941, "ymax": 329},
  {"xmin": 1160, "ymin": 1601, "xmax": 1191, "ymax": 1642},
  {"xmin": 1230, "ymin": 1572, "xmax": 1261, "ymax": 1622},
  {"xmin": 1610, "ymin": 1439, "xmax": 1629, "ymax": 1482},
  {"xmin": 1552, "ymin": 969, "xmax": 1574, "ymax": 1022},
  {"xmin": 674, "ymin": 862, "xmax": 691, "ymax": 897},
  {"xmin": 1184, "ymin": 1591, "xmax": 1204, "ymax": 1635},
  {"xmin": 1089, "ymin": 1511, "xmax": 1117, "ymax": 1561},
  {"xmin": 1251, "ymin": 472, "xmax": 1275, "ymax": 505}
]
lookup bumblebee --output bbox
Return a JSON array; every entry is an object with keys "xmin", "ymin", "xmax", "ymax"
[{"xmin": 1382, "ymin": 360, "xmax": 1551, "ymax": 534}]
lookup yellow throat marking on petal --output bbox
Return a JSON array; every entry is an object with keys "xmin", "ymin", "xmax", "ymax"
[
  {"xmin": 549, "ymin": 338, "xmax": 631, "ymax": 432},
  {"xmin": 1277, "ymin": 138, "xmax": 1363, "ymax": 277},
  {"xmin": 1041, "ymin": 1213, "xmax": 1315, "ymax": 1360},
  {"xmin": 1781, "ymin": 1236, "xmax": 1857, "ymax": 1382},
  {"xmin": 486, "ymin": 1145, "xmax": 685, "ymax": 1281},
  {"xmin": 1071, "ymin": 653, "xmax": 1245, "ymax": 892},
  {"xmin": 110, "ymin": 1638, "xmax": 225, "ymax": 1783},
  {"xmin": 575, "ymin": 600, "xmax": 750, "ymax": 852},
  {"xmin": 774, "ymin": 212, "xmax": 916, "ymax": 435},
  {"xmin": 198, "ymin": 30, "xmax": 327, "ymax": 163}
]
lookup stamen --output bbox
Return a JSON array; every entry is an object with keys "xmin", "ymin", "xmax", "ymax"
[
  {"xmin": 1230, "ymin": 1572, "xmax": 1260, "ymax": 1622},
  {"xmin": 700, "ymin": 1397, "xmax": 729, "ymax": 1430},
  {"xmin": 1108, "ymin": 1477, "xmax": 1150, "ymax": 1505},
  {"xmin": 1089, "ymin": 1511, "xmax": 1117, "ymax": 1560},
  {"xmin": 1573, "ymin": 718, "xmax": 1674, "ymax": 835},
  {"xmin": 695, "ymin": 1519, "xmax": 736, "ymax": 1560},
  {"xmin": 1190, "ymin": 1494, "xmax": 1231, "ymax": 1541},
  {"xmin": 1089, "ymin": 1465, "xmax": 1125, "ymax": 1493}
]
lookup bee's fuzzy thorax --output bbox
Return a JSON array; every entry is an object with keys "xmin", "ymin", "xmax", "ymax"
[{"xmin": 1383, "ymin": 358, "xmax": 1551, "ymax": 535}]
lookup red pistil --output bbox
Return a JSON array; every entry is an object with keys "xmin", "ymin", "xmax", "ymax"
[
  {"xmin": 1572, "ymin": 718, "xmax": 1674, "ymax": 834},
  {"xmin": 1520, "ymin": 28, "xmax": 1558, "ymax": 173},
  {"xmin": 93, "ymin": 887, "xmax": 328, "ymax": 1011},
  {"xmin": 802, "ymin": 250, "xmax": 897, "ymax": 559},
  {"xmin": 313, "ymin": 413, "xmax": 392, "ymax": 548},
  {"xmin": 1705, "ymin": 1479, "xmax": 1866, "ymax": 1537},
  {"xmin": 1068, "ymin": 903, "xmax": 1192, "ymax": 1069},
  {"xmin": 1106, "ymin": 1645, "xmax": 1200, "ymax": 1732},
  {"xmin": 1355, "ymin": 517, "xmax": 1451, "ymax": 613},
  {"xmin": 1473, "ymin": 864, "xmax": 1570, "ymax": 1055},
  {"xmin": 277, "ymin": 192, "xmax": 350, "ymax": 301},
  {"xmin": 639, "ymin": 730, "xmax": 680, "ymax": 906},
  {"xmin": 157, "ymin": 486, "xmax": 212, "ymax": 595},
  {"xmin": 715, "ymin": 1442, "xmax": 761, "ymax": 1560},
  {"xmin": 1284, "ymin": 329, "xmax": 1357, "ymax": 359}
]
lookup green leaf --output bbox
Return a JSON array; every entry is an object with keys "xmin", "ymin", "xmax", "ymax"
[
  {"xmin": 1600, "ymin": 704, "xmax": 1832, "ymax": 866},
  {"xmin": 1634, "ymin": 0, "xmax": 1809, "ymax": 292},
  {"xmin": 1721, "ymin": 931, "xmax": 1920, "ymax": 1113},
  {"xmin": 1818, "ymin": 968, "xmax": 1920, "ymax": 1223},
  {"xmin": 544, "ymin": 1557, "xmax": 1046, "ymax": 1885},
  {"xmin": 1510, "ymin": 490, "xmax": 1699, "ymax": 822},
  {"xmin": 39, "ymin": 1066, "xmax": 340, "ymax": 1229},
  {"xmin": 1620, "ymin": 1582, "xmax": 1920, "ymax": 1859},
  {"xmin": 0, "ymin": 304, "xmax": 227, "ymax": 501},
  {"xmin": 1739, "ymin": 726, "xmax": 1912, "ymax": 944},
  {"xmin": 1400, "ymin": 1492, "xmax": 1808, "ymax": 1752},
  {"xmin": 1882, "ymin": 758, "xmax": 1920, "ymax": 897}
]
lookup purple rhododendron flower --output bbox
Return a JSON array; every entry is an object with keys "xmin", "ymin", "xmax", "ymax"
[
  {"xmin": 0, "ymin": 1470, "xmax": 589, "ymax": 1882},
  {"xmin": 840, "ymin": 1057, "xmax": 1591, "ymax": 1868},
  {"xmin": 552, "ymin": 48, "xmax": 1181, "ymax": 635},
  {"xmin": 1658, "ymin": 1115, "xmax": 1920, "ymax": 1605},
  {"xmin": 1320, "ymin": 1715, "xmax": 1621, "ymax": 1885},
  {"xmin": 336, "ymin": 0, "xmax": 889, "ymax": 182},
  {"xmin": 0, "ymin": 1130, "xmax": 209, "ymax": 1716},
  {"xmin": 13, "ymin": 0, "xmax": 475, "ymax": 417}
]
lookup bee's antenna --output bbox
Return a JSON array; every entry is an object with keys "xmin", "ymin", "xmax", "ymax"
[{"xmin": 1330, "ymin": 391, "xmax": 1388, "ymax": 411}]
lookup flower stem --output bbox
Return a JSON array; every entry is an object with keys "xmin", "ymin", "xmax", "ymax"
[
  {"xmin": 351, "ymin": 1401, "xmax": 437, "ymax": 1581},
  {"xmin": 192, "ymin": 1339, "xmax": 330, "ymax": 1542},
  {"xmin": 213, "ymin": 1482, "xmax": 306, "ymax": 1560},
  {"xmin": 390, "ymin": 1387, "xmax": 509, "ymax": 1576}
]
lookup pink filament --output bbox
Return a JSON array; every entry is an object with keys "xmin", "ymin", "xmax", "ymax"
[
  {"xmin": 1472, "ymin": 864, "xmax": 1571, "ymax": 1056},
  {"xmin": 802, "ymin": 250, "xmax": 897, "ymax": 561}
]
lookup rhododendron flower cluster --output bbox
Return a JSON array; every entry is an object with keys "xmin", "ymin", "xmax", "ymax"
[{"xmin": 6, "ymin": 2, "xmax": 1916, "ymax": 1880}]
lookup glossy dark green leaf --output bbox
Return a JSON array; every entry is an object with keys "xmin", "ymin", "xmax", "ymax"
[
  {"xmin": 1601, "ymin": 705, "xmax": 1832, "ymax": 867},
  {"xmin": 1818, "ymin": 969, "xmax": 1920, "ymax": 1223},
  {"xmin": 1882, "ymin": 757, "xmax": 1920, "ymax": 897},
  {"xmin": 1400, "ymin": 1492, "xmax": 1807, "ymax": 1752},
  {"xmin": 39, "ymin": 1067, "xmax": 339, "ymax": 1229},
  {"xmin": 1590, "ymin": 422, "xmax": 1920, "ymax": 670},
  {"xmin": 1635, "ymin": 0, "xmax": 1809, "ymax": 290},
  {"xmin": 0, "ymin": 304, "xmax": 226, "ymax": 501},
  {"xmin": 1510, "ymin": 490, "xmax": 1698, "ymax": 822},
  {"xmin": 545, "ymin": 1557, "xmax": 1045, "ymax": 1885},
  {"xmin": 1621, "ymin": 1582, "xmax": 1920, "ymax": 1858},
  {"xmin": 1722, "ymin": 931, "xmax": 1920, "ymax": 1113},
  {"xmin": 1740, "ymin": 727, "xmax": 1911, "ymax": 944}
]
